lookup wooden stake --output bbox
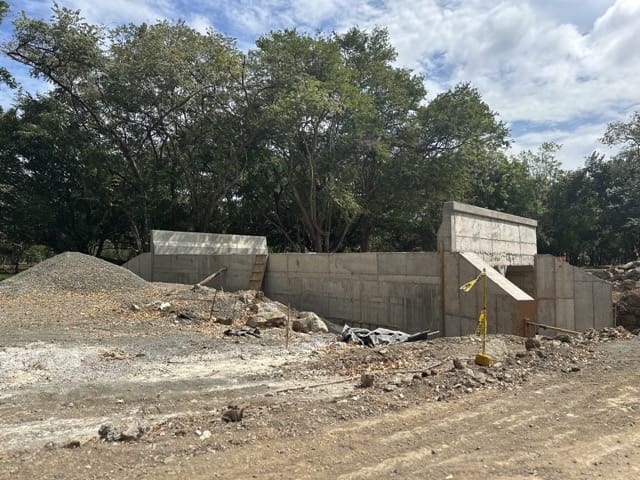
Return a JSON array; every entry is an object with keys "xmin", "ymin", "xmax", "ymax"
[
  {"xmin": 286, "ymin": 303, "xmax": 290, "ymax": 349},
  {"xmin": 208, "ymin": 289, "xmax": 219, "ymax": 321}
]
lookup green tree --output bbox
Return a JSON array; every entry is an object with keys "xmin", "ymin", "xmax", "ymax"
[
  {"xmin": 250, "ymin": 29, "xmax": 364, "ymax": 252},
  {"xmin": 5, "ymin": 7, "xmax": 253, "ymax": 250}
]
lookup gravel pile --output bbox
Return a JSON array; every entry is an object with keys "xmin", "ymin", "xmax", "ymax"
[{"xmin": 0, "ymin": 252, "xmax": 148, "ymax": 295}]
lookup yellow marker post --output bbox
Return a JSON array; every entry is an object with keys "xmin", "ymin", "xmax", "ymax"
[
  {"xmin": 474, "ymin": 270, "xmax": 492, "ymax": 366},
  {"xmin": 459, "ymin": 269, "xmax": 492, "ymax": 366}
]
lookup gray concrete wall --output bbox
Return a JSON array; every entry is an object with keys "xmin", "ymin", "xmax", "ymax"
[
  {"xmin": 444, "ymin": 252, "xmax": 536, "ymax": 337},
  {"xmin": 125, "ymin": 253, "xmax": 256, "ymax": 291},
  {"xmin": 151, "ymin": 230, "xmax": 268, "ymax": 255},
  {"xmin": 263, "ymin": 252, "xmax": 442, "ymax": 333},
  {"xmin": 535, "ymin": 255, "xmax": 613, "ymax": 332},
  {"xmin": 123, "ymin": 252, "xmax": 152, "ymax": 281},
  {"xmin": 437, "ymin": 201, "xmax": 538, "ymax": 267}
]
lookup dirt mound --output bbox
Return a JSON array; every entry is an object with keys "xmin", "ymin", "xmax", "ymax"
[
  {"xmin": 616, "ymin": 289, "xmax": 640, "ymax": 331},
  {"xmin": 0, "ymin": 252, "xmax": 148, "ymax": 295}
]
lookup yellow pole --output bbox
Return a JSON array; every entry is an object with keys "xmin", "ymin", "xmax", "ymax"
[{"xmin": 482, "ymin": 269, "xmax": 487, "ymax": 356}]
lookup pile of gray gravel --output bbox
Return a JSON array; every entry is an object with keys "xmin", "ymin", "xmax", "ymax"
[{"xmin": 0, "ymin": 252, "xmax": 148, "ymax": 295}]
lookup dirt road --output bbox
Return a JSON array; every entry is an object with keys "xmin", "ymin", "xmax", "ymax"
[{"xmin": 2, "ymin": 333, "xmax": 639, "ymax": 479}]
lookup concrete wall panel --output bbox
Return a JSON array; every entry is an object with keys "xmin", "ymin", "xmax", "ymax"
[
  {"xmin": 555, "ymin": 299, "xmax": 575, "ymax": 331},
  {"xmin": 329, "ymin": 253, "xmax": 378, "ymax": 275},
  {"xmin": 594, "ymin": 282, "xmax": 613, "ymax": 329},
  {"xmin": 574, "ymin": 281, "xmax": 595, "ymax": 331}
]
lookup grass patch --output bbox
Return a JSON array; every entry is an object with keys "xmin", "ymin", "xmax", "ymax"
[{"xmin": 0, "ymin": 273, "xmax": 14, "ymax": 281}]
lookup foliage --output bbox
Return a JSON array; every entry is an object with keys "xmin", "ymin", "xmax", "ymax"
[{"xmin": 1, "ymin": 5, "xmax": 638, "ymax": 264}]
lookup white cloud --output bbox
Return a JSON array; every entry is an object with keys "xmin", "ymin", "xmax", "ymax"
[{"xmin": 3, "ymin": 0, "xmax": 640, "ymax": 169}]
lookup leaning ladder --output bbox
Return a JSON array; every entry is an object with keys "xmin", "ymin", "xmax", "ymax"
[{"xmin": 248, "ymin": 254, "xmax": 268, "ymax": 291}]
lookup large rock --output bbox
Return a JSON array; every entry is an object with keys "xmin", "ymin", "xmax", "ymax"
[
  {"xmin": 246, "ymin": 311, "xmax": 286, "ymax": 328},
  {"xmin": 291, "ymin": 311, "xmax": 328, "ymax": 333}
]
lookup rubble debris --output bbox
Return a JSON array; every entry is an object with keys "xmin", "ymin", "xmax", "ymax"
[
  {"xmin": 581, "ymin": 326, "xmax": 635, "ymax": 342},
  {"xmin": 340, "ymin": 325, "xmax": 435, "ymax": 347},
  {"xmin": 292, "ymin": 312, "xmax": 329, "ymax": 334},
  {"xmin": 589, "ymin": 261, "xmax": 640, "ymax": 290},
  {"xmin": 360, "ymin": 372, "xmax": 375, "ymax": 388},
  {"xmin": 524, "ymin": 338, "xmax": 541, "ymax": 350},
  {"xmin": 452, "ymin": 358, "xmax": 465, "ymax": 369},
  {"xmin": 100, "ymin": 349, "xmax": 132, "ymax": 361},
  {"xmin": 223, "ymin": 326, "xmax": 261, "ymax": 338},
  {"xmin": 222, "ymin": 406, "xmax": 244, "ymax": 423},
  {"xmin": 98, "ymin": 423, "xmax": 146, "ymax": 442}
]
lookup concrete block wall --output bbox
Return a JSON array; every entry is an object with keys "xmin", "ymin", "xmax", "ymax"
[
  {"xmin": 437, "ymin": 201, "xmax": 538, "ymax": 267},
  {"xmin": 263, "ymin": 252, "xmax": 442, "ymax": 333},
  {"xmin": 535, "ymin": 255, "xmax": 613, "ymax": 332}
]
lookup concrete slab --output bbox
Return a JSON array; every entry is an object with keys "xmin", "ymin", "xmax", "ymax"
[
  {"xmin": 537, "ymin": 299, "xmax": 555, "ymax": 326},
  {"xmin": 554, "ymin": 260, "xmax": 575, "ymax": 299},
  {"xmin": 555, "ymin": 299, "xmax": 575, "ymax": 331},
  {"xmin": 535, "ymin": 255, "xmax": 555, "ymax": 299},
  {"xmin": 594, "ymin": 281, "xmax": 613, "ymax": 329},
  {"xmin": 574, "ymin": 281, "xmax": 595, "ymax": 331},
  {"xmin": 151, "ymin": 230, "xmax": 267, "ymax": 255}
]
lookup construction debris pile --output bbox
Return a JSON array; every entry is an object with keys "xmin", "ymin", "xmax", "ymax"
[
  {"xmin": 587, "ymin": 260, "xmax": 640, "ymax": 332},
  {"xmin": 129, "ymin": 286, "xmax": 330, "ymax": 336},
  {"xmin": 588, "ymin": 260, "xmax": 640, "ymax": 291},
  {"xmin": 296, "ymin": 329, "xmax": 632, "ymax": 406}
]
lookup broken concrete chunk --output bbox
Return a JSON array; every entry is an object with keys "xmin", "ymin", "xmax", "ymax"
[
  {"xmin": 246, "ymin": 311, "xmax": 286, "ymax": 328},
  {"xmin": 292, "ymin": 312, "xmax": 328, "ymax": 333},
  {"xmin": 453, "ymin": 358, "xmax": 465, "ymax": 370},
  {"xmin": 98, "ymin": 422, "xmax": 146, "ymax": 442}
]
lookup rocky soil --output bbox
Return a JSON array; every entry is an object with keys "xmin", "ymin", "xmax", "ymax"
[
  {"xmin": 1, "ymin": 253, "xmax": 639, "ymax": 478},
  {"xmin": 587, "ymin": 260, "xmax": 640, "ymax": 331}
]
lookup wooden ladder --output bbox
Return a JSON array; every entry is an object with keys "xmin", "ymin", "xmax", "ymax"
[{"xmin": 248, "ymin": 254, "xmax": 268, "ymax": 291}]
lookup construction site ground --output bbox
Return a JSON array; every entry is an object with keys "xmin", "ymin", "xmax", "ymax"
[{"xmin": 1, "ymin": 280, "xmax": 639, "ymax": 479}]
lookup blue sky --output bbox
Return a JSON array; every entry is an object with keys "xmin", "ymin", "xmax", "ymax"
[{"xmin": 1, "ymin": 0, "xmax": 639, "ymax": 169}]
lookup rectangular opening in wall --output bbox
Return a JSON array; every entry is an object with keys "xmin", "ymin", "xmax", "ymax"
[{"xmin": 506, "ymin": 265, "xmax": 535, "ymax": 297}]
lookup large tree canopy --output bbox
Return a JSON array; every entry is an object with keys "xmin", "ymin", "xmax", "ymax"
[{"xmin": 1, "ymin": 5, "xmax": 637, "ymax": 265}]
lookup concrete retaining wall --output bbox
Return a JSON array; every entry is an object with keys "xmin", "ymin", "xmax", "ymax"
[
  {"xmin": 535, "ymin": 255, "xmax": 613, "ymax": 332},
  {"xmin": 124, "ymin": 250, "xmax": 614, "ymax": 336},
  {"xmin": 437, "ymin": 201, "xmax": 537, "ymax": 267},
  {"xmin": 443, "ymin": 253, "xmax": 536, "ymax": 337},
  {"xmin": 263, "ymin": 252, "xmax": 442, "ymax": 333},
  {"xmin": 124, "ymin": 253, "xmax": 256, "ymax": 291}
]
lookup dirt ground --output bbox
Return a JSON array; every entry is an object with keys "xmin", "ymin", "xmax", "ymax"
[{"xmin": 1, "ymin": 283, "xmax": 639, "ymax": 479}]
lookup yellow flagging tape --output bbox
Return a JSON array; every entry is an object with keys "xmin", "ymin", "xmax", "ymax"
[
  {"xmin": 474, "ymin": 309, "xmax": 486, "ymax": 336},
  {"xmin": 459, "ymin": 274, "xmax": 482, "ymax": 292}
]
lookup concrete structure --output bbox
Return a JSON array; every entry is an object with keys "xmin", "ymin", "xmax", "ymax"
[
  {"xmin": 151, "ymin": 230, "xmax": 268, "ymax": 255},
  {"xmin": 263, "ymin": 252, "xmax": 442, "ymax": 333},
  {"xmin": 124, "ymin": 203, "xmax": 614, "ymax": 336},
  {"xmin": 123, "ymin": 231, "xmax": 267, "ymax": 291},
  {"xmin": 437, "ymin": 201, "xmax": 537, "ymax": 267}
]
